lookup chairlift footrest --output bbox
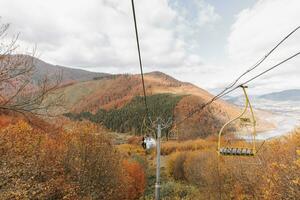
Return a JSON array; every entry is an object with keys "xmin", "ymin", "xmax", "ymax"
[{"xmin": 219, "ymin": 147, "xmax": 255, "ymax": 156}]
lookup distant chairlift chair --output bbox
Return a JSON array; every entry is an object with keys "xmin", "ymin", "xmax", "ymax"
[
  {"xmin": 218, "ymin": 85, "xmax": 257, "ymax": 156},
  {"xmin": 167, "ymin": 124, "xmax": 179, "ymax": 141}
]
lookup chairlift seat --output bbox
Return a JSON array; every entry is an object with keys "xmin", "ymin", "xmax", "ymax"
[
  {"xmin": 168, "ymin": 133, "xmax": 178, "ymax": 140},
  {"xmin": 168, "ymin": 136, "xmax": 178, "ymax": 141},
  {"xmin": 219, "ymin": 147, "xmax": 255, "ymax": 156},
  {"xmin": 168, "ymin": 130, "xmax": 178, "ymax": 141}
]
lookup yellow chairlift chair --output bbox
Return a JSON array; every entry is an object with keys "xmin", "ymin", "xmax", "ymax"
[
  {"xmin": 167, "ymin": 124, "xmax": 179, "ymax": 141},
  {"xmin": 218, "ymin": 85, "xmax": 257, "ymax": 156}
]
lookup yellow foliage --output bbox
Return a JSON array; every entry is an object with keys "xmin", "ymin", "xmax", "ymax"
[
  {"xmin": 161, "ymin": 139, "xmax": 215, "ymax": 155},
  {"xmin": 0, "ymin": 120, "xmax": 141, "ymax": 200},
  {"xmin": 167, "ymin": 151, "xmax": 188, "ymax": 180},
  {"xmin": 117, "ymin": 144, "xmax": 145, "ymax": 157},
  {"xmin": 165, "ymin": 128, "xmax": 300, "ymax": 199}
]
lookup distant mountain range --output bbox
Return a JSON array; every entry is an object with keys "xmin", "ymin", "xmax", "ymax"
[
  {"xmin": 225, "ymin": 89, "xmax": 300, "ymax": 103},
  {"xmin": 260, "ymin": 89, "xmax": 300, "ymax": 101},
  {"xmin": 26, "ymin": 55, "xmax": 109, "ymax": 83}
]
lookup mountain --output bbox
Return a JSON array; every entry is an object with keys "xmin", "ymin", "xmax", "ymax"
[
  {"xmin": 2, "ymin": 55, "xmax": 273, "ymax": 139},
  {"xmin": 259, "ymin": 89, "xmax": 300, "ymax": 101},
  {"xmin": 13, "ymin": 55, "xmax": 109, "ymax": 83},
  {"xmin": 226, "ymin": 89, "xmax": 300, "ymax": 103},
  {"xmin": 43, "ymin": 69, "xmax": 272, "ymax": 139},
  {"xmin": 224, "ymin": 89, "xmax": 300, "ymax": 139}
]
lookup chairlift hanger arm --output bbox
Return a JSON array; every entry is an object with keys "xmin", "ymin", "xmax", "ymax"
[
  {"xmin": 242, "ymin": 86, "xmax": 257, "ymax": 152},
  {"xmin": 217, "ymin": 86, "xmax": 250, "ymax": 151}
]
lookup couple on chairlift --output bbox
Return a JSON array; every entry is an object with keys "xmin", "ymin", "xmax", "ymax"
[{"xmin": 142, "ymin": 135, "xmax": 156, "ymax": 150}]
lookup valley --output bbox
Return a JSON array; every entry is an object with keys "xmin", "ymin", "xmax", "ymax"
[
  {"xmin": 226, "ymin": 93, "xmax": 300, "ymax": 140},
  {"xmin": 1, "ymin": 0, "xmax": 300, "ymax": 198},
  {"xmin": 0, "ymin": 56, "xmax": 299, "ymax": 200}
]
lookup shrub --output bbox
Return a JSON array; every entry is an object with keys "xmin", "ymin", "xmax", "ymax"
[
  {"xmin": 117, "ymin": 143, "xmax": 145, "ymax": 157},
  {"xmin": 183, "ymin": 151, "xmax": 218, "ymax": 187},
  {"xmin": 165, "ymin": 129, "xmax": 300, "ymax": 200},
  {"xmin": 128, "ymin": 136, "xmax": 143, "ymax": 145},
  {"xmin": 0, "ymin": 121, "xmax": 78, "ymax": 199},
  {"xmin": 122, "ymin": 160, "xmax": 146, "ymax": 200},
  {"xmin": 0, "ymin": 121, "xmax": 133, "ymax": 200},
  {"xmin": 161, "ymin": 139, "xmax": 215, "ymax": 155},
  {"xmin": 63, "ymin": 123, "xmax": 125, "ymax": 200},
  {"xmin": 166, "ymin": 152, "xmax": 188, "ymax": 180},
  {"xmin": 160, "ymin": 181, "xmax": 201, "ymax": 200}
]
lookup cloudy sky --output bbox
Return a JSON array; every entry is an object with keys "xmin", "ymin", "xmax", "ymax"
[{"xmin": 0, "ymin": 0, "xmax": 299, "ymax": 95}]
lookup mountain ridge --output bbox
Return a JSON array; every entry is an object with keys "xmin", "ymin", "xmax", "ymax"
[
  {"xmin": 10, "ymin": 55, "xmax": 110, "ymax": 83},
  {"xmin": 43, "ymin": 67, "xmax": 272, "ymax": 138},
  {"xmin": 260, "ymin": 89, "xmax": 300, "ymax": 101},
  {"xmin": 6, "ymin": 55, "xmax": 272, "ymax": 139}
]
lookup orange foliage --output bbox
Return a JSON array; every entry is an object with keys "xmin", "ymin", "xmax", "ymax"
[
  {"xmin": 0, "ymin": 121, "xmax": 77, "ymax": 199},
  {"xmin": 161, "ymin": 138, "xmax": 215, "ymax": 155},
  {"xmin": 122, "ymin": 160, "xmax": 146, "ymax": 200},
  {"xmin": 0, "ymin": 115, "xmax": 13, "ymax": 127},
  {"xmin": 127, "ymin": 136, "xmax": 143, "ymax": 145},
  {"xmin": 0, "ymin": 120, "xmax": 146, "ymax": 199},
  {"xmin": 166, "ymin": 128, "xmax": 300, "ymax": 199},
  {"xmin": 74, "ymin": 75, "xmax": 143, "ymax": 113},
  {"xmin": 0, "ymin": 109, "xmax": 59, "ymax": 133}
]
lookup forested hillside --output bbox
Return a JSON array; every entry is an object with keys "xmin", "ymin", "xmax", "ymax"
[
  {"xmin": 42, "ymin": 71, "xmax": 264, "ymax": 139},
  {"xmin": 65, "ymin": 94, "xmax": 184, "ymax": 136}
]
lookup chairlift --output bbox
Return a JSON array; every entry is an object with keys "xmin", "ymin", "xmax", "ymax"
[
  {"xmin": 140, "ymin": 116, "xmax": 175, "ymax": 150},
  {"xmin": 141, "ymin": 116, "xmax": 156, "ymax": 150},
  {"xmin": 167, "ymin": 125, "xmax": 179, "ymax": 141},
  {"xmin": 142, "ymin": 136, "xmax": 156, "ymax": 150},
  {"xmin": 218, "ymin": 85, "xmax": 258, "ymax": 157}
]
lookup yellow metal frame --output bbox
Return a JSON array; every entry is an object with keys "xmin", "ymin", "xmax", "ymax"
[
  {"xmin": 141, "ymin": 116, "xmax": 156, "ymax": 138},
  {"xmin": 217, "ymin": 85, "xmax": 257, "ymax": 156},
  {"xmin": 168, "ymin": 124, "xmax": 179, "ymax": 140}
]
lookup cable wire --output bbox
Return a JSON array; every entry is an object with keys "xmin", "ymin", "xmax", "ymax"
[
  {"xmin": 221, "ymin": 51, "xmax": 300, "ymax": 97},
  {"xmin": 131, "ymin": 0, "xmax": 149, "ymax": 117},
  {"xmin": 175, "ymin": 51, "xmax": 300, "ymax": 126},
  {"xmin": 174, "ymin": 26, "xmax": 300, "ymax": 126},
  {"xmin": 129, "ymin": 4, "xmax": 300, "ymax": 130},
  {"xmin": 213, "ymin": 25, "xmax": 300, "ymax": 101}
]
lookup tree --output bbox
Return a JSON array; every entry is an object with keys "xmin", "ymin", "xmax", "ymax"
[
  {"xmin": 0, "ymin": 19, "xmax": 63, "ymax": 118},
  {"xmin": 122, "ymin": 159, "xmax": 146, "ymax": 200},
  {"xmin": 63, "ymin": 122, "xmax": 126, "ymax": 199}
]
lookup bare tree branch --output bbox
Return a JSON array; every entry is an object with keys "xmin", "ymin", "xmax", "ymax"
[{"xmin": 0, "ymin": 19, "xmax": 64, "ymax": 118}]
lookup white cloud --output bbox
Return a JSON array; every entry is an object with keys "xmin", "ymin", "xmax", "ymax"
[
  {"xmin": 195, "ymin": 0, "xmax": 220, "ymax": 27},
  {"xmin": 9, "ymin": 0, "xmax": 298, "ymax": 95},
  {"xmin": 171, "ymin": 0, "xmax": 220, "ymax": 27},
  {"xmin": 0, "ymin": 0, "xmax": 220, "ymax": 78},
  {"xmin": 227, "ymin": 0, "xmax": 300, "ymax": 94}
]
